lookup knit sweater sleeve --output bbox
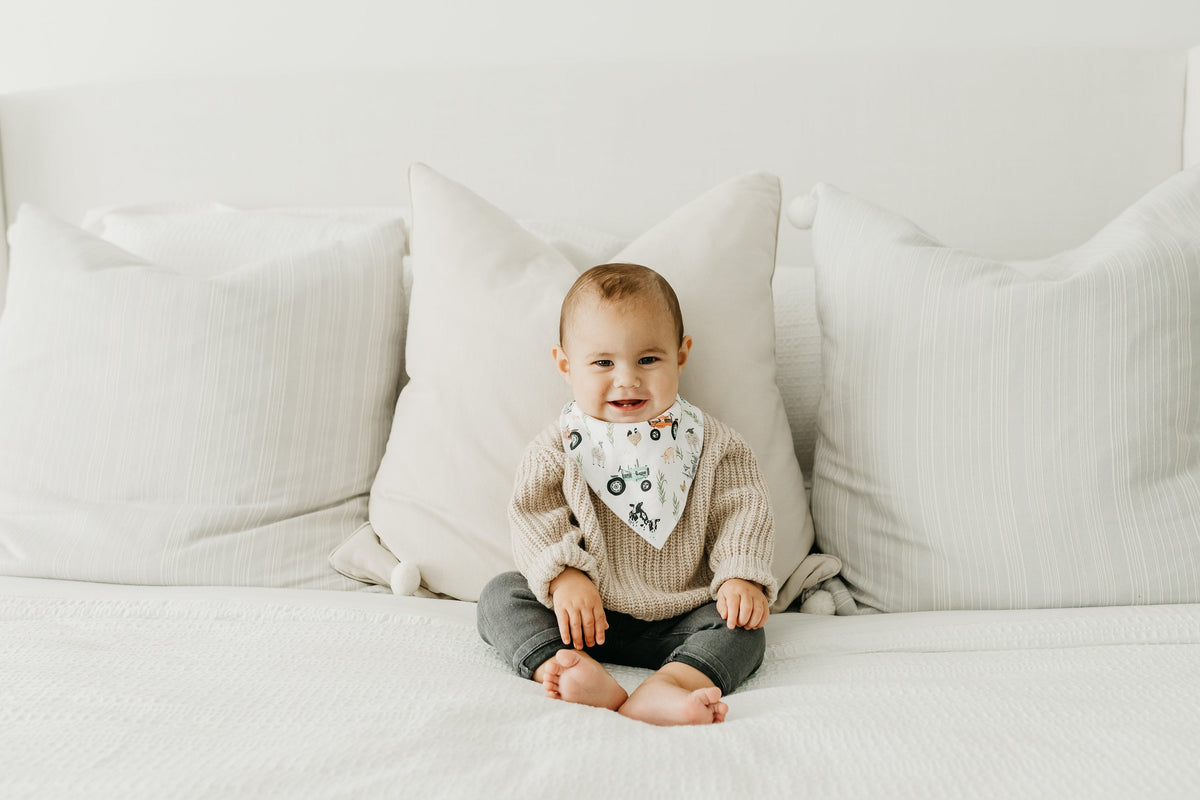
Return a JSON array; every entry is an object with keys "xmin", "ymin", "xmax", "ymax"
[
  {"xmin": 509, "ymin": 425, "xmax": 599, "ymax": 608},
  {"xmin": 706, "ymin": 426, "xmax": 779, "ymax": 605}
]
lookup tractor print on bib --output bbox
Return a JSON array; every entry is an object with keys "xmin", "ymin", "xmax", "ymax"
[
  {"xmin": 647, "ymin": 414, "xmax": 679, "ymax": 441},
  {"xmin": 605, "ymin": 460, "xmax": 653, "ymax": 496}
]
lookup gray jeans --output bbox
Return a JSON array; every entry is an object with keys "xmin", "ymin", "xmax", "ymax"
[{"xmin": 476, "ymin": 571, "xmax": 765, "ymax": 696}]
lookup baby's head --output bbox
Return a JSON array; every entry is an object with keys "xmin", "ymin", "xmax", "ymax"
[{"xmin": 553, "ymin": 263, "xmax": 692, "ymax": 423}]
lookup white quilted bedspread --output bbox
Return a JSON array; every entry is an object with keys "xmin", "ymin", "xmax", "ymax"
[{"xmin": 2, "ymin": 578, "xmax": 1198, "ymax": 799}]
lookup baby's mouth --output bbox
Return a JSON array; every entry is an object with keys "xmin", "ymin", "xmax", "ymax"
[{"xmin": 610, "ymin": 399, "xmax": 647, "ymax": 411}]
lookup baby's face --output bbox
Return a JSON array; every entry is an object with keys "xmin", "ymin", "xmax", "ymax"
[{"xmin": 554, "ymin": 294, "xmax": 691, "ymax": 424}]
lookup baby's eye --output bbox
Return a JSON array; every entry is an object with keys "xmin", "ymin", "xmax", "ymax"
[
  {"xmin": 592, "ymin": 359, "xmax": 613, "ymax": 368},
  {"xmin": 638, "ymin": 356, "xmax": 660, "ymax": 365}
]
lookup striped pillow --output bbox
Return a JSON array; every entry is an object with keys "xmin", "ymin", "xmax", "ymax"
[
  {"xmin": 0, "ymin": 206, "xmax": 406, "ymax": 589},
  {"xmin": 806, "ymin": 169, "xmax": 1200, "ymax": 611}
]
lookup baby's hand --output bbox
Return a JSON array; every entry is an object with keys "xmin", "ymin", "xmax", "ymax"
[
  {"xmin": 716, "ymin": 578, "xmax": 769, "ymax": 630},
  {"xmin": 549, "ymin": 567, "xmax": 608, "ymax": 649}
]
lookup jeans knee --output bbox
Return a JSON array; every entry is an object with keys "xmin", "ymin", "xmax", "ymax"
[
  {"xmin": 476, "ymin": 571, "xmax": 527, "ymax": 640},
  {"xmin": 670, "ymin": 622, "xmax": 766, "ymax": 695},
  {"xmin": 479, "ymin": 570, "xmax": 524, "ymax": 604},
  {"xmin": 742, "ymin": 625, "xmax": 767, "ymax": 668},
  {"xmin": 476, "ymin": 571, "xmax": 565, "ymax": 679}
]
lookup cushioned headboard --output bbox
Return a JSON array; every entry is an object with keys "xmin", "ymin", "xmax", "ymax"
[{"xmin": 0, "ymin": 46, "xmax": 1197, "ymax": 310}]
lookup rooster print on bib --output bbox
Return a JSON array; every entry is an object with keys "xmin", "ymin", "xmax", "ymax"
[{"xmin": 559, "ymin": 397, "xmax": 703, "ymax": 549}]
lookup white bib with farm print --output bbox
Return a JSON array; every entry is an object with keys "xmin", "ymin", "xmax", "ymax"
[{"xmin": 559, "ymin": 396, "xmax": 703, "ymax": 549}]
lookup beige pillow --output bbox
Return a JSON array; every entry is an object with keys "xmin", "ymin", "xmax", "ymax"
[
  {"xmin": 803, "ymin": 168, "xmax": 1200, "ymax": 611},
  {"xmin": 365, "ymin": 164, "xmax": 821, "ymax": 609}
]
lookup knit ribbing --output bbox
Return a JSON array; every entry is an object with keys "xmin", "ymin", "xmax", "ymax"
[{"xmin": 509, "ymin": 412, "xmax": 777, "ymax": 621}]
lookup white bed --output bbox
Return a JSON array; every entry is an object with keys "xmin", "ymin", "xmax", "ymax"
[
  {"xmin": 4, "ymin": 576, "xmax": 1198, "ymax": 797},
  {"xmin": 2, "ymin": 44, "xmax": 1199, "ymax": 798}
]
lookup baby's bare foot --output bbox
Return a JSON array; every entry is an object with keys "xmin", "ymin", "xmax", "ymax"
[
  {"xmin": 541, "ymin": 650, "xmax": 628, "ymax": 711},
  {"xmin": 619, "ymin": 681, "xmax": 728, "ymax": 726}
]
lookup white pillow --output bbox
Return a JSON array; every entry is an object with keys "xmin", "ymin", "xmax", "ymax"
[
  {"xmin": 517, "ymin": 219, "xmax": 627, "ymax": 269},
  {"xmin": 771, "ymin": 266, "xmax": 821, "ymax": 481},
  {"xmin": 364, "ymin": 164, "xmax": 820, "ymax": 610},
  {"xmin": 803, "ymin": 168, "xmax": 1200, "ymax": 612},
  {"xmin": 0, "ymin": 206, "xmax": 406, "ymax": 589},
  {"xmin": 83, "ymin": 202, "xmax": 414, "ymax": 395},
  {"xmin": 82, "ymin": 202, "xmax": 408, "ymax": 276}
]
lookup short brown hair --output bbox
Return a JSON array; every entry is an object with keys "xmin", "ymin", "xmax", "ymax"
[{"xmin": 559, "ymin": 263, "xmax": 685, "ymax": 348}]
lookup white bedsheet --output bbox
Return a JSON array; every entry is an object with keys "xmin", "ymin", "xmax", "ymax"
[{"xmin": 2, "ymin": 577, "xmax": 1197, "ymax": 799}]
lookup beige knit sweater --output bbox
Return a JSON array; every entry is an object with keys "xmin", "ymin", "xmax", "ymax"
[{"xmin": 509, "ymin": 412, "xmax": 778, "ymax": 621}]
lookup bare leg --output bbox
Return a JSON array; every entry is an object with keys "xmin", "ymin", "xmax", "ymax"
[
  {"xmin": 534, "ymin": 650, "xmax": 628, "ymax": 711},
  {"xmin": 618, "ymin": 662, "xmax": 728, "ymax": 726}
]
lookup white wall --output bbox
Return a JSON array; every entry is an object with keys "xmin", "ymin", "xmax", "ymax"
[{"xmin": 2, "ymin": 0, "xmax": 1200, "ymax": 93}]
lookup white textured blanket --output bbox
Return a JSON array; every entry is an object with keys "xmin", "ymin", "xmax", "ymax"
[{"xmin": 2, "ymin": 579, "xmax": 1198, "ymax": 799}]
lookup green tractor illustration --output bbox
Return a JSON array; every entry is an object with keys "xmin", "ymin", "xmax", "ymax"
[{"xmin": 606, "ymin": 461, "xmax": 652, "ymax": 495}]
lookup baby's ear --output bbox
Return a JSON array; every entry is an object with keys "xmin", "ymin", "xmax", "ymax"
[
  {"xmin": 552, "ymin": 346, "xmax": 572, "ymax": 381},
  {"xmin": 677, "ymin": 335, "xmax": 693, "ymax": 369}
]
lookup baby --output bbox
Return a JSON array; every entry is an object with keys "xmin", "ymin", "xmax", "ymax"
[{"xmin": 476, "ymin": 262, "xmax": 776, "ymax": 726}]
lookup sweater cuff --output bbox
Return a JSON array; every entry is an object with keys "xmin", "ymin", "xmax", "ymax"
[
  {"xmin": 523, "ymin": 540, "xmax": 600, "ymax": 609},
  {"xmin": 711, "ymin": 555, "xmax": 779, "ymax": 607}
]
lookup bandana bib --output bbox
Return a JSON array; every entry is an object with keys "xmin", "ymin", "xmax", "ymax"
[{"xmin": 559, "ymin": 397, "xmax": 704, "ymax": 549}]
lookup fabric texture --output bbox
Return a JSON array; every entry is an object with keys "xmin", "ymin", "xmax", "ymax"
[
  {"xmin": 367, "ymin": 164, "xmax": 817, "ymax": 608},
  {"xmin": 0, "ymin": 206, "xmax": 406, "ymax": 589},
  {"xmin": 84, "ymin": 201, "xmax": 415, "ymax": 395},
  {"xmin": 2, "ymin": 579, "xmax": 1199, "ymax": 798},
  {"xmin": 771, "ymin": 266, "xmax": 821, "ymax": 480},
  {"xmin": 510, "ymin": 413, "xmax": 777, "ymax": 622},
  {"xmin": 807, "ymin": 168, "xmax": 1200, "ymax": 612}
]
